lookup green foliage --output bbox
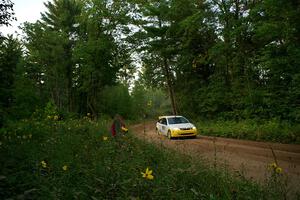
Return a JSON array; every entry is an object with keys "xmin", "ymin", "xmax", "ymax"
[
  {"xmin": 0, "ymin": 0, "xmax": 16, "ymax": 27},
  {"xmin": 131, "ymin": 84, "xmax": 172, "ymax": 119},
  {"xmin": 0, "ymin": 119, "xmax": 288, "ymax": 199},
  {"xmin": 144, "ymin": 88, "xmax": 172, "ymax": 117},
  {"xmin": 138, "ymin": 54, "xmax": 165, "ymax": 89},
  {"xmin": 131, "ymin": 84, "xmax": 147, "ymax": 118},
  {"xmin": 99, "ymin": 85, "xmax": 132, "ymax": 119},
  {"xmin": 0, "ymin": 0, "xmax": 299, "ymax": 143},
  {"xmin": 197, "ymin": 119, "xmax": 300, "ymax": 144},
  {"xmin": 18, "ymin": 0, "xmax": 134, "ymax": 118},
  {"xmin": 166, "ymin": 0, "xmax": 300, "ymax": 123},
  {"xmin": 44, "ymin": 100, "xmax": 59, "ymax": 117},
  {"xmin": 0, "ymin": 35, "xmax": 22, "ymax": 126},
  {"xmin": 11, "ymin": 59, "xmax": 41, "ymax": 120}
]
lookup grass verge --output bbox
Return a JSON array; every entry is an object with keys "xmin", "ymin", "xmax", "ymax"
[{"xmin": 196, "ymin": 119, "xmax": 300, "ymax": 144}]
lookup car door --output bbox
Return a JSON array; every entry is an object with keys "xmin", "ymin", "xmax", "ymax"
[
  {"xmin": 161, "ymin": 118, "xmax": 168, "ymax": 136},
  {"xmin": 157, "ymin": 118, "xmax": 163, "ymax": 133}
]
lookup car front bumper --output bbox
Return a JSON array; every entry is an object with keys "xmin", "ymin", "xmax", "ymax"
[{"xmin": 171, "ymin": 129, "xmax": 197, "ymax": 138}]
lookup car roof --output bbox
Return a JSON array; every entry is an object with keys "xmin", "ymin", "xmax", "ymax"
[{"xmin": 158, "ymin": 115, "xmax": 183, "ymax": 119}]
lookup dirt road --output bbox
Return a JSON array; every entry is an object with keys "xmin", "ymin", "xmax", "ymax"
[{"xmin": 131, "ymin": 122, "xmax": 300, "ymax": 197}]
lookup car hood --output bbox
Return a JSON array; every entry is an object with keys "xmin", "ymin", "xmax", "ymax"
[{"xmin": 168, "ymin": 123, "xmax": 195, "ymax": 129}]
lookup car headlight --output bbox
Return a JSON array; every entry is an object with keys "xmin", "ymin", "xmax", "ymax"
[
  {"xmin": 192, "ymin": 127, "xmax": 197, "ymax": 130},
  {"xmin": 172, "ymin": 128, "xmax": 180, "ymax": 130}
]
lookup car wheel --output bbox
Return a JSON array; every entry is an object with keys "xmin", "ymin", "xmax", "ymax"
[{"xmin": 167, "ymin": 130, "xmax": 172, "ymax": 139}]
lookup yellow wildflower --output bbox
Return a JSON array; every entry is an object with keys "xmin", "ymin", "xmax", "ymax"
[
  {"xmin": 121, "ymin": 127, "xmax": 128, "ymax": 132},
  {"xmin": 41, "ymin": 160, "xmax": 47, "ymax": 168},
  {"xmin": 53, "ymin": 115, "xmax": 59, "ymax": 120},
  {"xmin": 103, "ymin": 136, "xmax": 108, "ymax": 141},
  {"xmin": 275, "ymin": 167, "xmax": 282, "ymax": 174},
  {"xmin": 62, "ymin": 165, "xmax": 68, "ymax": 171},
  {"xmin": 141, "ymin": 167, "xmax": 154, "ymax": 180},
  {"xmin": 269, "ymin": 162, "xmax": 277, "ymax": 169}
]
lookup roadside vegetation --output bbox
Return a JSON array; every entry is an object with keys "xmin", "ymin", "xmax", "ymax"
[
  {"xmin": 1, "ymin": 0, "xmax": 299, "ymax": 144},
  {"xmin": 196, "ymin": 119, "xmax": 300, "ymax": 144},
  {"xmin": 0, "ymin": 116, "xmax": 289, "ymax": 199}
]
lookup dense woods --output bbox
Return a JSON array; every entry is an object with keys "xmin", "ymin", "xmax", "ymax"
[
  {"xmin": 1, "ymin": 0, "xmax": 300, "ymax": 125},
  {"xmin": 1, "ymin": 1, "xmax": 300, "ymax": 199}
]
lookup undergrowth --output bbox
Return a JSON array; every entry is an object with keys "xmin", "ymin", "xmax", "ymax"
[
  {"xmin": 196, "ymin": 119, "xmax": 300, "ymax": 144},
  {"xmin": 0, "ymin": 118, "xmax": 290, "ymax": 199}
]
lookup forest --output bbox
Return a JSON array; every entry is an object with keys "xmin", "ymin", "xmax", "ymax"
[
  {"xmin": 1, "ymin": 0, "xmax": 300, "ymax": 125},
  {"xmin": 1, "ymin": 0, "xmax": 300, "ymax": 199}
]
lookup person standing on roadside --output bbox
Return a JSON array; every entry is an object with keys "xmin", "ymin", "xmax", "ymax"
[{"xmin": 111, "ymin": 114, "xmax": 128, "ymax": 137}]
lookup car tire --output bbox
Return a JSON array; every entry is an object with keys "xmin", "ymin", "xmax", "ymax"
[{"xmin": 167, "ymin": 130, "xmax": 172, "ymax": 139}]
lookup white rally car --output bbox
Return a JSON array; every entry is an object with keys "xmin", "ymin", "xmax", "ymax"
[{"xmin": 156, "ymin": 115, "xmax": 197, "ymax": 139}]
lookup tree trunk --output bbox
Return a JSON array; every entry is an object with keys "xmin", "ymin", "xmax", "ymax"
[
  {"xmin": 158, "ymin": 17, "xmax": 177, "ymax": 115},
  {"xmin": 163, "ymin": 57, "xmax": 177, "ymax": 115}
]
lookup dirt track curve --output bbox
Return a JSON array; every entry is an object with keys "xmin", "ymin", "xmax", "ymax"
[{"xmin": 131, "ymin": 121, "xmax": 300, "ymax": 197}]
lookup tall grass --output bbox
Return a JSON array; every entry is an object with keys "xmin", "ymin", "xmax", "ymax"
[{"xmin": 0, "ymin": 118, "xmax": 289, "ymax": 199}]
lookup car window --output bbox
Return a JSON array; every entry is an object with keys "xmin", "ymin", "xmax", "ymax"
[
  {"xmin": 161, "ymin": 118, "xmax": 167, "ymax": 125},
  {"xmin": 167, "ymin": 117, "xmax": 189, "ymax": 125}
]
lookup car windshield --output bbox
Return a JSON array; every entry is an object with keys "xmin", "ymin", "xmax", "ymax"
[{"xmin": 167, "ymin": 117, "xmax": 189, "ymax": 125}]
